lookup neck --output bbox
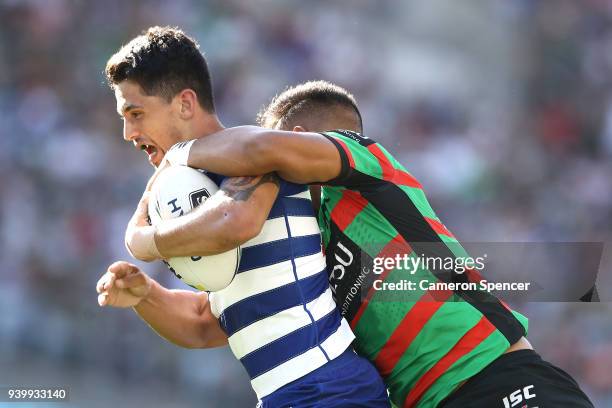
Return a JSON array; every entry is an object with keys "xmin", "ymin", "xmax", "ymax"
[{"xmin": 182, "ymin": 112, "xmax": 225, "ymax": 141}]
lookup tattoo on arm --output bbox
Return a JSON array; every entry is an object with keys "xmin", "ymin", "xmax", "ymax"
[{"xmin": 221, "ymin": 173, "xmax": 280, "ymax": 202}]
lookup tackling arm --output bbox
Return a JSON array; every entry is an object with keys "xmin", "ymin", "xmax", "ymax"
[
  {"xmin": 167, "ymin": 126, "xmax": 342, "ymax": 184},
  {"xmin": 152, "ymin": 173, "xmax": 280, "ymax": 258}
]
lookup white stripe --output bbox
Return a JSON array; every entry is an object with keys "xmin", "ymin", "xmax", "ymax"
[
  {"xmin": 229, "ymin": 288, "xmax": 337, "ymax": 359},
  {"xmin": 209, "ymin": 252, "xmax": 326, "ymax": 317},
  {"xmin": 321, "ymin": 317, "xmax": 354, "ymax": 359},
  {"xmin": 287, "ymin": 190, "xmax": 311, "ymax": 200},
  {"xmin": 288, "ymin": 217, "xmax": 321, "ymax": 238},
  {"xmin": 241, "ymin": 218, "xmax": 287, "ymax": 248},
  {"xmin": 250, "ymin": 319, "xmax": 354, "ymax": 398},
  {"xmin": 241, "ymin": 216, "xmax": 319, "ymax": 249},
  {"xmin": 251, "ymin": 347, "xmax": 328, "ymax": 398}
]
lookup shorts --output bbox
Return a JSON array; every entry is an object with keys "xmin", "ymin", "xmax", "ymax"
[
  {"xmin": 440, "ymin": 349, "xmax": 594, "ymax": 408},
  {"xmin": 258, "ymin": 348, "xmax": 390, "ymax": 408}
]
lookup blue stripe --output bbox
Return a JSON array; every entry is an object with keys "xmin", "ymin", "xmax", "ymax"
[
  {"xmin": 279, "ymin": 181, "xmax": 307, "ymax": 197},
  {"xmin": 282, "ymin": 195, "xmax": 331, "ymax": 363},
  {"xmin": 219, "ymin": 270, "xmax": 329, "ymax": 336},
  {"xmin": 204, "ymin": 172, "xmax": 225, "ymax": 187},
  {"xmin": 240, "ymin": 308, "xmax": 342, "ymax": 379},
  {"xmin": 268, "ymin": 196, "xmax": 315, "ymax": 219},
  {"xmin": 238, "ymin": 234, "xmax": 321, "ymax": 273}
]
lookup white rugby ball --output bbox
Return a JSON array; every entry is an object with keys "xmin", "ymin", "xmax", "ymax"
[{"xmin": 148, "ymin": 165, "xmax": 240, "ymax": 291}]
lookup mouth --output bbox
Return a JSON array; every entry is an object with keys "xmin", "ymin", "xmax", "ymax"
[{"xmin": 138, "ymin": 143, "xmax": 162, "ymax": 165}]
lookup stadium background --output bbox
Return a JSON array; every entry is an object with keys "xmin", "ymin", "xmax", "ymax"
[{"xmin": 0, "ymin": 0, "xmax": 611, "ymax": 406}]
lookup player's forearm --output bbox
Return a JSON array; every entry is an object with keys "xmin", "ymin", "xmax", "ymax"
[
  {"xmin": 134, "ymin": 280, "xmax": 226, "ymax": 349},
  {"xmin": 186, "ymin": 126, "xmax": 279, "ymax": 176},
  {"xmin": 153, "ymin": 193, "xmax": 255, "ymax": 258},
  {"xmin": 179, "ymin": 126, "xmax": 340, "ymax": 184}
]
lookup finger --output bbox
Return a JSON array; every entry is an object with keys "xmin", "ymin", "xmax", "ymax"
[
  {"xmin": 115, "ymin": 272, "xmax": 146, "ymax": 289},
  {"xmin": 96, "ymin": 274, "xmax": 108, "ymax": 294},
  {"xmin": 103, "ymin": 273, "xmax": 117, "ymax": 291},
  {"xmin": 107, "ymin": 261, "xmax": 128, "ymax": 275},
  {"xmin": 107, "ymin": 261, "xmax": 138, "ymax": 276},
  {"xmin": 134, "ymin": 193, "xmax": 152, "ymax": 227},
  {"xmin": 98, "ymin": 292, "xmax": 109, "ymax": 307}
]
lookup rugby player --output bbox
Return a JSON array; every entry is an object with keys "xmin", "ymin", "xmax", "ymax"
[
  {"xmin": 132, "ymin": 80, "xmax": 594, "ymax": 407},
  {"xmin": 97, "ymin": 27, "xmax": 389, "ymax": 408}
]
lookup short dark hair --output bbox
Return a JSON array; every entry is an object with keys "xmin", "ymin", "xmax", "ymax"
[
  {"xmin": 105, "ymin": 26, "xmax": 215, "ymax": 112},
  {"xmin": 257, "ymin": 80, "xmax": 362, "ymax": 130}
]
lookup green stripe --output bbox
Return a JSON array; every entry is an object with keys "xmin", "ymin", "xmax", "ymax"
[
  {"xmin": 417, "ymin": 329, "xmax": 508, "ymax": 408},
  {"xmin": 385, "ymin": 302, "xmax": 484, "ymax": 406},
  {"xmin": 512, "ymin": 310, "xmax": 529, "ymax": 335},
  {"xmin": 353, "ymin": 261, "xmax": 435, "ymax": 359},
  {"xmin": 329, "ymin": 132, "xmax": 383, "ymax": 179},
  {"xmin": 343, "ymin": 203, "xmax": 396, "ymax": 256},
  {"xmin": 318, "ymin": 186, "xmax": 345, "ymax": 247},
  {"xmin": 398, "ymin": 185, "xmax": 438, "ymax": 218},
  {"xmin": 378, "ymin": 143, "xmax": 403, "ymax": 170},
  {"xmin": 318, "ymin": 134, "xmax": 530, "ymax": 407}
]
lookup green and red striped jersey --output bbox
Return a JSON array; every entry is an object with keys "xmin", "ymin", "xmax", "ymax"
[{"xmin": 317, "ymin": 130, "xmax": 528, "ymax": 408}]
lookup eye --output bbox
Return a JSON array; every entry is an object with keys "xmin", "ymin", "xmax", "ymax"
[{"xmin": 131, "ymin": 111, "xmax": 143, "ymax": 119}]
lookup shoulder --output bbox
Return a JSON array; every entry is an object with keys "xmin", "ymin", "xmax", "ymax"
[{"xmin": 321, "ymin": 130, "xmax": 375, "ymax": 146}]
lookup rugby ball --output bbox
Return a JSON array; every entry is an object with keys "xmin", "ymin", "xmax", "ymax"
[{"xmin": 148, "ymin": 165, "xmax": 240, "ymax": 291}]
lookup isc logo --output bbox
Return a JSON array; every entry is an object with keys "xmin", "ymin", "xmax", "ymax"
[{"xmin": 502, "ymin": 385, "xmax": 536, "ymax": 408}]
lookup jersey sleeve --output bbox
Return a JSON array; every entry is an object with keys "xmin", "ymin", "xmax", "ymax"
[
  {"xmin": 320, "ymin": 130, "xmax": 383, "ymax": 187},
  {"xmin": 320, "ymin": 130, "xmax": 422, "ymax": 190}
]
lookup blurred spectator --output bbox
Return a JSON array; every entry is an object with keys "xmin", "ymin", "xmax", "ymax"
[{"xmin": 0, "ymin": 0, "xmax": 610, "ymax": 406}]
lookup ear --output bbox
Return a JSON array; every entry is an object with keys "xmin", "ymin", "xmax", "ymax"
[
  {"xmin": 175, "ymin": 89, "xmax": 198, "ymax": 120},
  {"xmin": 292, "ymin": 125, "xmax": 308, "ymax": 132}
]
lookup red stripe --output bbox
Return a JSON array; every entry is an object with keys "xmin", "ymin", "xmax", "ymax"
[
  {"xmin": 392, "ymin": 170, "xmax": 423, "ymax": 189},
  {"xmin": 465, "ymin": 267, "xmax": 484, "ymax": 285},
  {"xmin": 367, "ymin": 144, "xmax": 395, "ymax": 180},
  {"xmin": 374, "ymin": 289, "xmax": 452, "ymax": 376},
  {"xmin": 329, "ymin": 190, "xmax": 368, "ymax": 231},
  {"xmin": 334, "ymin": 137, "xmax": 355, "ymax": 168},
  {"xmin": 425, "ymin": 217, "xmax": 455, "ymax": 238},
  {"xmin": 403, "ymin": 317, "xmax": 496, "ymax": 408},
  {"xmin": 350, "ymin": 234, "xmax": 412, "ymax": 329},
  {"xmin": 368, "ymin": 144, "xmax": 422, "ymax": 188}
]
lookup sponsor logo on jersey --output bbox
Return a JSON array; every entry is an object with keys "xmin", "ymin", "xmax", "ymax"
[{"xmin": 502, "ymin": 385, "xmax": 536, "ymax": 408}]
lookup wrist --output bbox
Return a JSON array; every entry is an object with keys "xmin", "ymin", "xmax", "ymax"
[
  {"xmin": 125, "ymin": 225, "xmax": 162, "ymax": 262},
  {"xmin": 134, "ymin": 277, "xmax": 158, "ymax": 309},
  {"xmin": 165, "ymin": 139, "xmax": 195, "ymax": 166}
]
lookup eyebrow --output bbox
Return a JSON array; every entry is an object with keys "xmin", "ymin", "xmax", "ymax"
[{"xmin": 117, "ymin": 103, "xmax": 143, "ymax": 116}]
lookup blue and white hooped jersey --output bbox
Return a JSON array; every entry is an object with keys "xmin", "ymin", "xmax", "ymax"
[{"xmin": 208, "ymin": 179, "xmax": 354, "ymax": 399}]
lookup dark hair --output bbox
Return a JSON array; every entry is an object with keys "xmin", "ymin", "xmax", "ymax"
[
  {"xmin": 105, "ymin": 26, "xmax": 215, "ymax": 112},
  {"xmin": 257, "ymin": 80, "xmax": 362, "ymax": 130}
]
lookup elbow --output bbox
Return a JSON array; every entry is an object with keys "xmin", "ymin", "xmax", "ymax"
[{"xmin": 222, "ymin": 209, "xmax": 263, "ymax": 247}]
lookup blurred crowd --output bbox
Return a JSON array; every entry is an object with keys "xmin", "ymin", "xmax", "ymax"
[{"xmin": 0, "ymin": 0, "xmax": 610, "ymax": 406}]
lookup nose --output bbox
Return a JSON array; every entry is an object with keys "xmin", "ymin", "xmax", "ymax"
[{"xmin": 123, "ymin": 119, "xmax": 139, "ymax": 142}]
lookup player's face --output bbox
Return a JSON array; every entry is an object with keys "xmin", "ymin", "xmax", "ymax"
[{"xmin": 115, "ymin": 80, "xmax": 183, "ymax": 167}]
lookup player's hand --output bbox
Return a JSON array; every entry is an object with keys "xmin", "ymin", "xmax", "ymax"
[
  {"xmin": 124, "ymin": 161, "xmax": 171, "ymax": 262},
  {"xmin": 124, "ymin": 190, "xmax": 161, "ymax": 262},
  {"xmin": 96, "ymin": 261, "xmax": 152, "ymax": 308}
]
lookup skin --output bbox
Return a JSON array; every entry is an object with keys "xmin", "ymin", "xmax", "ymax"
[
  {"xmin": 134, "ymin": 101, "xmax": 532, "ymax": 356},
  {"xmin": 115, "ymin": 81, "xmax": 248, "ymax": 167},
  {"xmin": 275, "ymin": 105, "xmax": 363, "ymax": 211},
  {"xmin": 98, "ymin": 81, "xmax": 281, "ymax": 349}
]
